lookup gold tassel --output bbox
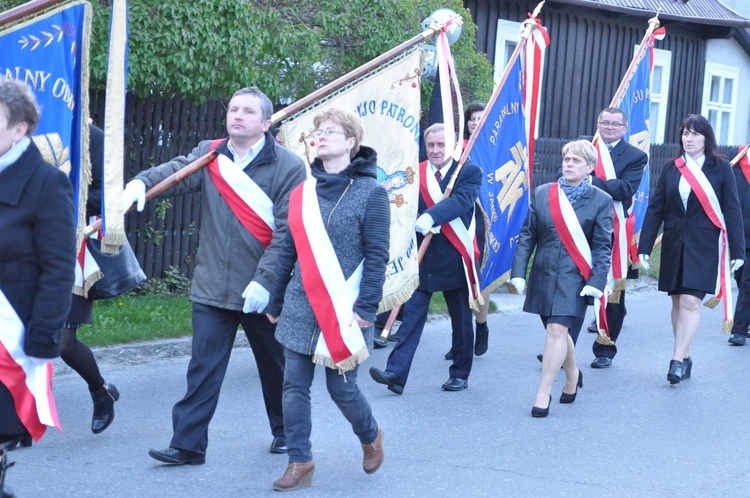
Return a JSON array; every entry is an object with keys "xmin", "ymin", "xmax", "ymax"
[
  {"xmin": 595, "ymin": 331, "xmax": 615, "ymax": 346},
  {"xmin": 703, "ymin": 297, "xmax": 721, "ymax": 309},
  {"xmin": 723, "ymin": 320, "xmax": 734, "ymax": 334},
  {"xmin": 607, "ymin": 290, "xmax": 622, "ymax": 304},
  {"xmin": 613, "ymin": 278, "xmax": 627, "ymax": 292}
]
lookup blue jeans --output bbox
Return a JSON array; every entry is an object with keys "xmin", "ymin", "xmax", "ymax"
[{"xmin": 282, "ymin": 348, "xmax": 378, "ymax": 462}]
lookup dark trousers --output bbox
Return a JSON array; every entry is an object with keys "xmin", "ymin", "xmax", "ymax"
[
  {"xmin": 282, "ymin": 348, "xmax": 377, "ymax": 462},
  {"xmin": 592, "ymin": 291, "xmax": 627, "ymax": 359},
  {"xmin": 732, "ymin": 248, "xmax": 750, "ymax": 335},
  {"xmin": 386, "ymin": 286, "xmax": 473, "ymax": 385},
  {"xmin": 170, "ymin": 302, "xmax": 284, "ymax": 455}
]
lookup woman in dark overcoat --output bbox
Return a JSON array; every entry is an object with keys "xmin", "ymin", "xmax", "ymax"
[
  {"xmin": 511, "ymin": 140, "xmax": 613, "ymax": 417},
  {"xmin": 638, "ymin": 115, "xmax": 744, "ymax": 384},
  {"xmin": 0, "ymin": 80, "xmax": 76, "ymax": 488},
  {"xmin": 265, "ymin": 106, "xmax": 390, "ymax": 491}
]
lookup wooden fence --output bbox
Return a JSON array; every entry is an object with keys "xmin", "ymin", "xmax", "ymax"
[{"xmin": 101, "ymin": 91, "xmax": 739, "ymax": 280}]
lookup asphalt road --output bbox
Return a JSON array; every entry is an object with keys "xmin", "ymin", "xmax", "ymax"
[{"xmin": 5, "ymin": 282, "xmax": 750, "ymax": 497}]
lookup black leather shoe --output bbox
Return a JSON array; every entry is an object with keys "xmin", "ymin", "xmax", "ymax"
[
  {"xmin": 667, "ymin": 360, "xmax": 683, "ymax": 385},
  {"xmin": 590, "ymin": 357, "xmax": 612, "ymax": 369},
  {"xmin": 148, "ymin": 447, "xmax": 205, "ymax": 465},
  {"xmin": 560, "ymin": 370, "xmax": 583, "ymax": 404},
  {"xmin": 91, "ymin": 382, "xmax": 119, "ymax": 434},
  {"xmin": 587, "ymin": 319, "xmax": 598, "ymax": 333},
  {"xmin": 5, "ymin": 434, "xmax": 32, "ymax": 451},
  {"xmin": 444, "ymin": 350, "xmax": 453, "ymax": 360},
  {"xmin": 373, "ymin": 336, "xmax": 388, "ymax": 349},
  {"xmin": 441, "ymin": 377, "xmax": 468, "ymax": 391},
  {"xmin": 531, "ymin": 395, "xmax": 551, "ymax": 418},
  {"xmin": 369, "ymin": 367, "xmax": 404, "ymax": 395},
  {"xmin": 474, "ymin": 321, "xmax": 489, "ymax": 356},
  {"xmin": 729, "ymin": 333, "xmax": 746, "ymax": 346},
  {"xmin": 270, "ymin": 436, "xmax": 288, "ymax": 454},
  {"xmin": 682, "ymin": 357, "xmax": 692, "ymax": 380}
]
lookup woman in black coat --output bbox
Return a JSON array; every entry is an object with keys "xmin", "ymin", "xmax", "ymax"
[
  {"xmin": 638, "ymin": 115, "xmax": 744, "ymax": 384},
  {"xmin": 0, "ymin": 80, "xmax": 76, "ymax": 482},
  {"xmin": 511, "ymin": 140, "xmax": 613, "ymax": 417}
]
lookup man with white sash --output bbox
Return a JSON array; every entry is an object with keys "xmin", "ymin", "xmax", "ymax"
[
  {"xmin": 122, "ymin": 87, "xmax": 307, "ymax": 464},
  {"xmin": 587, "ymin": 107, "xmax": 647, "ymax": 369},
  {"xmin": 369, "ymin": 123, "xmax": 482, "ymax": 394},
  {"xmin": 729, "ymin": 145, "xmax": 750, "ymax": 346}
]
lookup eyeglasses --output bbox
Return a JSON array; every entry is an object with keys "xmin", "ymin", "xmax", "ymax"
[
  {"xmin": 598, "ymin": 121, "xmax": 625, "ymax": 128},
  {"xmin": 313, "ymin": 128, "xmax": 346, "ymax": 138}
]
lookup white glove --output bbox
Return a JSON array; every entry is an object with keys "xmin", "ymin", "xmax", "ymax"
[
  {"xmin": 242, "ymin": 281, "xmax": 270, "ymax": 314},
  {"xmin": 122, "ymin": 179, "xmax": 147, "ymax": 212},
  {"xmin": 510, "ymin": 277, "xmax": 526, "ymax": 295},
  {"xmin": 580, "ymin": 285, "xmax": 603, "ymax": 299},
  {"xmin": 27, "ymin": 356, "xmax": 50, "ymax": 367},
  {"xmin": 731, "ymin": 259, "xmax": 744, "ymax": 273},
  {"xmin": 638, "ymin": 254, "xmax": 650, "ymax": 272},
  {"xmin": 415, "ymin": 213, "xmax": 436, "ymax": 235}
]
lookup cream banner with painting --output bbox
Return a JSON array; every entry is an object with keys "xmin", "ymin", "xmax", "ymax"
[{"xmin": 279, "ymin": 48, "xmax": 423, "ymax": 312}]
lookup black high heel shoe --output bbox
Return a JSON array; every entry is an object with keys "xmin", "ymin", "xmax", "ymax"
[
  {"xmin": 682, "ymin": 357, "xmax": 692, "ymax": 380},
  {"xmin": 560, "ymin": 370, "xmax": 583, "ymax": 404},
  {"xmin": 667, "ymin": 360, "xmax": 683, "ymax": 385},
  {"xmin": 531, "ymin": 395, "xmax": 551, "ymax": 418}
]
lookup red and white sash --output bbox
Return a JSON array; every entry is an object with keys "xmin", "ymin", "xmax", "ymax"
[
  {"xmin": 594, "ymin": 141, "xmax": 628, "ymax": 299},
  {"xmin": 418, "ymin": 161, "xmax": 482, "ymax": 309},
  {"xmin": 207, "ymin": 140, "xmax": 275, "ymax": 247},
  {"xmin": 675, "ymin": 155, "xmax": 734, "ymax": 331},
  {"xmin": 548, "ymin": 183, "xmax": 611, "ymax": 342},
  {"xmin": 288, "ymin": 179, "xmax": 368, "ymax": 373},
  {"xmin": 0, "ymin": 287, "xmax": 61, "ymax": 441}
]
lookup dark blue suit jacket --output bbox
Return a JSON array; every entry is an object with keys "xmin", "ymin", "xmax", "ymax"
[{"xmin": 418, "ymin": 160, "xmax": 482, "ymax": 292}]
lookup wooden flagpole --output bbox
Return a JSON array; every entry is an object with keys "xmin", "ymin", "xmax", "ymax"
[
  {"xmin": 379, "ymin": 1, "xmax": 547, "ymax": 341},
  {"xmin": 731, "ymin": 146, "xmax": 749, "ymax": 167}
]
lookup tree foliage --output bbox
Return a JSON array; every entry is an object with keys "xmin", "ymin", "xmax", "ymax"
[{"xmin": 2, "ymin": 0, "xmax": 493, "ymax": 105}]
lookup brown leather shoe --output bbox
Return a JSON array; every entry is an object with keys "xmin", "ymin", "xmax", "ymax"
[
  {"xmin": 273, "ymin": 461, "xmax": 314, "ymax": 491},
  {"xmin": 362, "ymin": 423, "xmax": 384, "ymax": 474}
]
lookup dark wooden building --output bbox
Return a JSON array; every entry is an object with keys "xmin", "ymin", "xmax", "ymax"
[{"xmin": 463, "ymin": 0, "xmax": 750, "ymax": 144}]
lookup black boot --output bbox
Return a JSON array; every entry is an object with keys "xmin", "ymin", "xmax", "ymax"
[
  {"xmin": 667, "ymin": 360, "xmax": 683, "ymax": 385},
  {"xmin": 474, "ymin": 321, "xmax": 489, "ymax": 356},
  {"xmin": 91, "ymin": 383, "xmax": 120, "ymax": 434}
]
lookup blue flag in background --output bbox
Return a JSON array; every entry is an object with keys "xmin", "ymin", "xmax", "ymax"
[
  {"xmin": 0, "ymin": 1, "xmax": 90, "ymax": 230},
  {"xmin": 469, "ymin": 56, "xmax": 529, "ymax": 291}
]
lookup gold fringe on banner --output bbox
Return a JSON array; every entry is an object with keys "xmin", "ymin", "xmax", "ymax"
[
  {"xmin": 377, "ymin": 275, "xmax": 419, "ymax": 315},
  {"xmin": 704, "ymin": 297, "xmax": 720, "ymax": 309}
]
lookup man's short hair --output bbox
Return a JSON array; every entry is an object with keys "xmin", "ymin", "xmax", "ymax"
[
  {"xmin": 424, "ymin": 123, "xmax": 445, "ymax": 140},
  {"xmin": 231, "ymin": 87, "xmax": 273, "ymax": 121},
  {"xmin": 598, "ymin": 107, "xmax": 628, "ymax": 125}
]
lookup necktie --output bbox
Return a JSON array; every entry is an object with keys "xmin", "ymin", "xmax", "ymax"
[
  {"xmin": 606, "ymin": 143, "xmax": 613, "ymax": 151},
  {"xmin": 435, "ymin": 170, "xmax": 442, "ymax": 183}
]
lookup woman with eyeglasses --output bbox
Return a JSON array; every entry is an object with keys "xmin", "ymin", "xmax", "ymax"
[
  {"xmin": 638, "ymin": 114, "xmax": 744, "ymax": 384},
  {"xmin": 0, "ymin": 79, "xmax": 76, "ymax": 485},
  {"xmin": 266, "ymin": 106, "xmax": 390, "ymax": 491}
]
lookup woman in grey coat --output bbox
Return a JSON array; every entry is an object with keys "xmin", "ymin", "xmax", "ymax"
[
  {"xmin": 511, "ymin": 140, "xmax": 613, "ymax": 417},
  {"xmin": 266, "ymin": 106, "xmax": 390, "ymax": 491}
]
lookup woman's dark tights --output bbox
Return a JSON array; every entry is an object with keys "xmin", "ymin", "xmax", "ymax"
[{"xmin": 60, "ymin": 327, "xmax": 104, "ymax": 392}]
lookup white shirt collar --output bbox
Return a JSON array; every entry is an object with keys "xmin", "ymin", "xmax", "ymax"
[
  {"xmin": 429, "ymin": 161, "xmax": 451, "ymax": 178},
  {"xmin": 227, "ymin": 135, "xmax": 266, "ymax": 169}
]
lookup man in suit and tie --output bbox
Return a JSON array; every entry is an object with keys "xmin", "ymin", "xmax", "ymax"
[
  {"xmin": 369, "ymin": 123, "xmax": 482, "ymax": 393},
  {"xmin": 587, "ymin": 107, "xmax": 648, "ymax": 368}
]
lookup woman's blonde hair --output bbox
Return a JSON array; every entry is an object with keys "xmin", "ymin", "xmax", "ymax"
[
  {"xmin": 313, "ymin": 106, "xmax": 364, "ymax": 157},
  {"xmin": 562, "ymin": 140, "xmax": 598, "ymax": 166}
]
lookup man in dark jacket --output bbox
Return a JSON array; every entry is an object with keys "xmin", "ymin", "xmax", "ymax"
[
  {"xmin": 369, "ymin": 123, "xmax": 482, "ymax": 393},
  {"xmin": 729, "ymin": 146, "xmax": 750, "ymax": 346},
  {"xmin": 587, "ymin": 107, "xmax": 648, "ymax": 368},
  {"xmin": 122, "ymin": 87, "xmax": 307, "ymax": 465}
]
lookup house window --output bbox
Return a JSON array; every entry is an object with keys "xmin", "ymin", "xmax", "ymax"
[
  {"xmin": 649, "ymin": 48, "xmax": 671, "ymax": 144},
  {"xmin": 702, "ymin": 62, "xmax": 738, "ymax": 145},
  {"xmin": 493, "ymin": 19, "xmax": 545, "ymax": 138}
]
